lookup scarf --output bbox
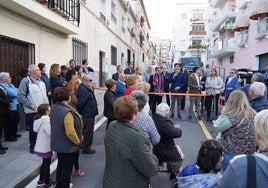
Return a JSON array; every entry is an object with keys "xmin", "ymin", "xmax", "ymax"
[{"xmin": 153, "ymin": 73, "xmax": 164, "ymax": 92}]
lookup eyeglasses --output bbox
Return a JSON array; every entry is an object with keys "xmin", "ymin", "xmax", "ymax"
[
  {"xmin": 230, "ymin": 72, "xmax": 234, "ymax": 74},
  {"xmin": 86, "ymin": 79, "xmax": 93, "ymax": 82}
]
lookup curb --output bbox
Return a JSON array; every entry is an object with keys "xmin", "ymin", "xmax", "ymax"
[{"xmin": 16, "ymin": 116, "xmax": 107, "ymax": 188}]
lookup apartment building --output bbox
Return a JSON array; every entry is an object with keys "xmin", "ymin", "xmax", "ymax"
[
  {"xmin": 0, "ymin": 0, "xmax": 151, "ymax": 87},
  {"xmin": 207, "ymin": 0, "xmax": 268, "ymax": 75},
  {"xmin": 172, "ymin": 0, "xmax": 209, "ymax": 66}
]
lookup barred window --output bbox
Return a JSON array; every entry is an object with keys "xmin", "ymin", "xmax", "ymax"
[{"xmin": 72, "ymin": 38, "xmax": 88, "ymax": 65}]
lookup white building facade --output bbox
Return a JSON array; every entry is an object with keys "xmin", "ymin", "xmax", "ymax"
[
  {"xmin": 172, "ymin": 0, "xmax": 209, "ymax": 66},
  {"xmin": 0, "ymin": 0, "xmax": 151, "ymax": 87}
]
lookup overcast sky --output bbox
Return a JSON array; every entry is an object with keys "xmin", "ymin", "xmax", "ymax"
[
  {"xmin": 143, "ymin": 0, "xmax": 176, "ymax": 39},
  {"xmin": 143, "ymin": 0, "xmax": 207, "ymax": 39}
]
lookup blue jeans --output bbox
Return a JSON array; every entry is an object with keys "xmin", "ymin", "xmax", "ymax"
[{"xmin": 222, "ymin": 152, "xmax": 234, "ymax": 172}]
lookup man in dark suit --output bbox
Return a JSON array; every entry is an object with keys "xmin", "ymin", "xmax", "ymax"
[
  {"xmin": 124, "ymin": 62, "xmax": 135, "ymax": 75},
  {"xmin": 188, "ymin": 66, "xmax": 202, "ymax": 121},
  {"xmin": 162, "ymin": 65, "xmax": 171, "ymax": 106},
  {"xmin": 112, "ymin": 65, "xmax": 123, "ymax": 81}
]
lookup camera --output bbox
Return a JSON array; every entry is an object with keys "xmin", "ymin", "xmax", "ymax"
[{"xmin": 237, "ymin": 68, "xmax": 253, "ymax": 84}]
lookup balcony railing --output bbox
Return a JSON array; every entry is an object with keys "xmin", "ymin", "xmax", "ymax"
[
  {"xmin": 237, "ymin": 30, "xmax": 248, "ymax": 47},
  {"xmin": 211, "ymin": 38, "xmax": 235, "ymax": 58},
  {"xmin": 39, "ymin": 0, "xmax": 80, "ymax": 26},
  {"xmin": 190, "ymin": 30, "xmax": 207, "ymax": 35},
  {"xmin": 255, "ymin": 17, "xmax": 268, "ymax": 40}
]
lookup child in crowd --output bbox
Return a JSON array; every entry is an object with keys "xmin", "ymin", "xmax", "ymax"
[
  {"xmin": 33, "ymin": 104, "xmax": 56, "ymax": 187},
  {"xmin": 177, "ymin": 139, "xmax": 223, "ymax": 188}
]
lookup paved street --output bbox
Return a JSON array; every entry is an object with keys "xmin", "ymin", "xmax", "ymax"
[{"xmin": 0, "ymin": 91, "xmax": 214, "ymax": 188}]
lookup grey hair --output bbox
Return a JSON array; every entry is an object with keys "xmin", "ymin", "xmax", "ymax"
[
  {"xmin": 28, "ymin": 64, "xmax": 39, "ymax": 75},
  {"xmin": 82, "ymin": 74, "xmax": 92, "ymax": 82},
  {"xmin": 252, "ymin": 73, "xmax": 265, "ymax": 83},
  {"xmin": 250, "ymin": 82, "xmax": 265, "ymax": 97},
  {"xmin": 0, "ymin": 72, "xmax": 10, "ymax": 82},
  {"xmin": 156, "ymin": 103, "xmax": 170, "ymax": 117},
  {"xmin": 131, "ymin": 90, "xmax": 147, "ymax": 111}
]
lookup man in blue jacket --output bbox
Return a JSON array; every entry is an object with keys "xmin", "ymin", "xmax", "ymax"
[
  {"xmin": 169, "ymin": 63, "xmax": 186, "ymax": 119},
  {"xmin": 77, "ymin": 75, "xmax": 99, "ymax": 154}
]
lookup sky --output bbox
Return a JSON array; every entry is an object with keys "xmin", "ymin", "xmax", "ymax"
[
  {"xmin": 143, "ymin": 0, "xmax": 207, "ymax": 39},
  {"xmin": 143, "ymin": 0, "xmax": 176, "ymax": 39}
]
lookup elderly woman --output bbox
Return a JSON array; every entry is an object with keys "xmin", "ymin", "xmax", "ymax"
[
  {"xmin": 50, "ymin": 87, "xmax": 82, "ymax": 188},
  {"xmin": 213, "ymin": 90, "xmax": 256, "ymax": 172},
  {"xmin": 0, "ymin": 72, "xmax": 20, "ymax": 141},
  {"xmin": 103, "ymin": 96, "xmax": 158, "ymax": 188},
  {"xmin": 124, "ymin": 74, "xmax": 140, "ymax": 95},
  {"xmin": 131, "ymin": 90, "xmax": 160, "ymax": 149},
  {"xmin": 152, "ymin": 103, "xmax": 183, "ymax": 178},
  {"xmin": 103, "ymin": 79, "xmax": 118, "ymax": 129},
  {"xmin": 216, "ymin": 109, "xmax": 268, "ymax": 187},
  {"xmin": 136, "ymin": 81, "xmax": 151, "ymax": 114}
]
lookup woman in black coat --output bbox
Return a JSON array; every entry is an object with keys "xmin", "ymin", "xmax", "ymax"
[
  {"xmin": 152, "ymin": 103, "xmax": 183, "ymax": 177},
  {"xmin": 103, "ymin": 79, "xmax": 118, "ymax": 129}
]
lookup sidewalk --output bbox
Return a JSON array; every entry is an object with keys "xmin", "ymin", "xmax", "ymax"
[{"xmin": 0, "ymin": 89, "xmax": 106, "ymax": 188}]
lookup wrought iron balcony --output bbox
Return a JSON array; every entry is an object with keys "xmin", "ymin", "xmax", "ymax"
[{"xmin": 38, "ymin": 0, "xmax": 80, "ymax": 26}]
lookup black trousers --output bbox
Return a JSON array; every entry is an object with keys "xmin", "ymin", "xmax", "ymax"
[
  {"xmin": 56, "ymin": 152, "xmax": 78, "ymax": 188},
  {"xmin": 150, "ymin": 94, "xmax": 163, "ymax": 114},
  {"xmin": 39, "ymin": 157, "xmax": 51, "ymax": 184},
  {"xmin": 205, "ymin": 94, "xmax": 220, "ymax": 119},
  {"xmin": 82, "ymin": 117, "xmax": 95, "ymax": 152}
]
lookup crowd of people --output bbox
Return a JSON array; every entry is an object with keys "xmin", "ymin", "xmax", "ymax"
[{"xmin": 1, "ymin": 60, "xmax": 268, "ymax": 188}]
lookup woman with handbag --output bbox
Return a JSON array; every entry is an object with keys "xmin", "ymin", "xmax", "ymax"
[{"xmin": 213, "ymin": 90, "xmax": 256, "ymax": 172}]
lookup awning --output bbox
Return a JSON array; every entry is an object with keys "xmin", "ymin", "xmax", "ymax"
[{"xmin": 249, "ymin": 0, "xmax": 268, "ymax": 20}]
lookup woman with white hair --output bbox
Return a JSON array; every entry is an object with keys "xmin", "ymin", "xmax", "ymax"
[
  {"xmin": 216, "ymin": 109, "xmax": 268, "ymax": 187},
  {"xmin": 0, "ymin": 72, "xmax": 20, "ymax": 141},
  {"xmin": 152, "ymin": 103, "xmax": 183, "ymax": 178}
]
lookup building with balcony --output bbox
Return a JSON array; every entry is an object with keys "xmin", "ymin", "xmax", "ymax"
[
  {"xmin": 172, "ymin": 0, "xmax": 209, "ymax": 66},
  {"xmin": 0, "ymin": 0, "xmax": 151, "ymax": 87},
  {"xmin": 207, "ymin": 0, "xmax": 268, "ymax": 76},
  {"xmin": 206, "ymin": 0, "xmax": 236, "ymax": 74}
]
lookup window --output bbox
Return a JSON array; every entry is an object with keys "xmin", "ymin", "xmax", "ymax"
[
  {"xmin": 122, "ymin": 16, "xmax": 126, "ymax": 32},
  {"xmin": 192, "ymin": 13, "xmax": 203, "ymax": 21},
  {"xmin": 230, "ymin": 56, "xmax": 234, "ymax": 64},
  {"xmin": 181, "ymin": 13, "xmax": 187, "ymax": 19},
  {"xmin": 142, "ymin": 53, "xmax": 145, "ymax": 62},
  {"xmin": 111, "ymin": 46, "xmax": 117, "ymax": 65},
  {"xmin": 72, "ymin": 37, "xmax": 88, "ymax": 65},
  {"xmin": 127, "ymin": 17, "xmax": 132, "ymax": 31},
  {"xmin": 192, "ymin": 23, "xmax": 205, "ymax": 31},
  {"xmin": 100, "ymin": 0, "xmax": 106, "ymax": 21},
  {"xmin": 111, "ymin": 1, "xmax": 117, "ymax": 23},
  {"xmin": 192, "ymin": 39, "xmax": 202, "ymax": 46}
]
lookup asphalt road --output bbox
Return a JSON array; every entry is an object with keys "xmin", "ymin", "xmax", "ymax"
[{"xmin": 46, "ymin": 114, "xmax": 208, "ymax": 188}]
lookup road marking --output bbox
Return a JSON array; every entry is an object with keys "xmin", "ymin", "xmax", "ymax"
[{"xmin": 193, "ymin": 106, "xmax": 213, "ymax": 139}]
